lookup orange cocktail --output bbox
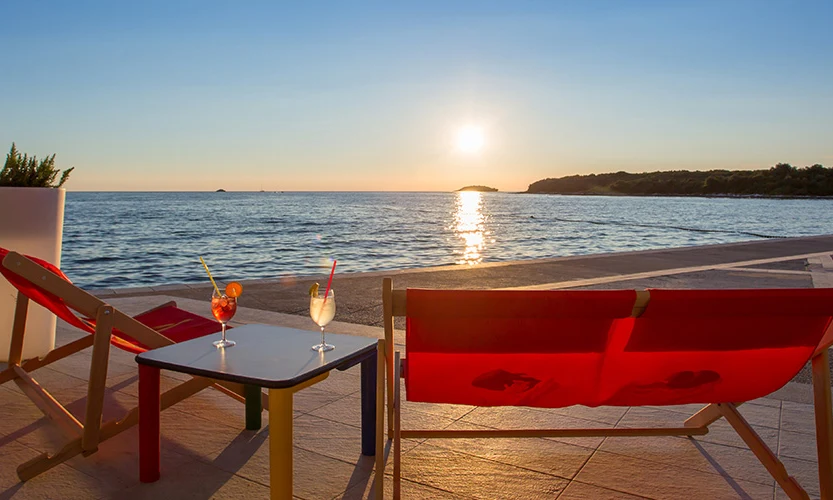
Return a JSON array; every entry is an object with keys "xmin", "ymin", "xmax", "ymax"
[{"xmin": 211, "ymin": 293, "xmax": 238, "ymax": 324}]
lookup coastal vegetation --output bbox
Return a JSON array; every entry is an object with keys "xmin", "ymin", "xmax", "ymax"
[
  {"xmin": 458, "ymin": 185, "xmax": 498, "ymax": 192},
  {"xmin": 527, "ymin": 163, "xmax": 833, "ymax": 197},
  {"xmin": 1, "ymin": 143, "xmax": 73, "ymax": 188}
]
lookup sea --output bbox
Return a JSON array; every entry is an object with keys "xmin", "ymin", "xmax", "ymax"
[{"xmin": 61, "ymin": 191, "xmax": 833, "ymax": 289}]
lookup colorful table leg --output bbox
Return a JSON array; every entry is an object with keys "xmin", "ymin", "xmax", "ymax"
[
  {"xmin": 360, "ymin": 350, "xmax": 378, "ymax": 456},
  {"xmin": 138, "ymin": 364, "xmax": 161, "ymax": 483},
  {"xmin": 244, "ymin": 384, "xmax": 262, "ymax": 430},
  {"xmin": 269, "ymin": 387, "xmax": 293, "ymax": 499}
]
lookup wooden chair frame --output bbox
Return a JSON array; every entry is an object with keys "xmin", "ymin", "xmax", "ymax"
[
  {"xmin": 0, "ymin": 251, "xmax": 268, "ymax": 481},
  {"xmin": 380, "ymin": 277, "xmax": 833, "ymax": 500}
]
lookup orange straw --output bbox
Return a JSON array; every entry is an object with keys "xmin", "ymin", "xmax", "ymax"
[{"xmin": 322, "ymin": 260, "xmax": 337, "ymax": 305}]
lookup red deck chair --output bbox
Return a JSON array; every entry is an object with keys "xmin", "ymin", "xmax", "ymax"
[
  {"xmin": 0, "ymin": 249, "xmax": 255, "ymax": 481},
  {"xmin": 382, "ymin": 278, "xmax": 833, "ymax": 500}
]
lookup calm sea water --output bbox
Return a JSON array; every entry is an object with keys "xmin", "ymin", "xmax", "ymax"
[{"xmin": 61, "ymin": 192, "xmax": 833, "ymax": 289}]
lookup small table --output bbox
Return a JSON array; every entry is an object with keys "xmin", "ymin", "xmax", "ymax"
[{"xmin": 135, "ymin": 324, "xmax": 383, "ymax": 499}]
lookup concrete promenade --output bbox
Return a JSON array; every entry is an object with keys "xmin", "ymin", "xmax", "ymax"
[{"xmin": 2, "ymin": 235, "xmax": 833, "ymax": 499}]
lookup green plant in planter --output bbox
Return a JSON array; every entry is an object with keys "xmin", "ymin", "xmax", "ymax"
[{"xmin": 0, "ymin": 143, "xmax": 74, "ymax": 187}]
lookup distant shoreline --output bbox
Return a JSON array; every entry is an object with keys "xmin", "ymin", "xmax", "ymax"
[
  {"xmin": 518, "ymin": 192, "xmax": 833, "ymax": 200},
  {"xmin": 525, "ymin": 164, "xmax": 833, "ymax": 198}
]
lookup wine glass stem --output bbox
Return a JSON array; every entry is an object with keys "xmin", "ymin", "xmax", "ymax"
[
  {"xmin": 221, "ymin": 323, "xmax": 227, "ymax": 342},
  {"xmin": 320, "ymin": 326, "xmax": 325, "ymax": 346}
]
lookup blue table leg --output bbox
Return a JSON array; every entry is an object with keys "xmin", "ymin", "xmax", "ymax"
[{"xmin": 360, "ymin": 350, "xmax": 377, "ymax": 456}]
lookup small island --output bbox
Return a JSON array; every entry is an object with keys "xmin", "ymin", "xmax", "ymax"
[
  {"xmin": 457, "ymin": 185, "xmax": 498, "ymax": 192},
  {"xmin": 215, "ymin": 189, "xmax": 226, "ymax": 192},
  {"xmin": 526, "ymin": 163, "xmax": 833, "ymax": 197}
]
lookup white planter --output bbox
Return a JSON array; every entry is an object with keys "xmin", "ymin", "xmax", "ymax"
[{"xmin": 0, "ymin": 187, "xmax": 65, "ymax": 361}]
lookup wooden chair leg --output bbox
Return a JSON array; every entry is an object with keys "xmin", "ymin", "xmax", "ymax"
[
  {"xmin": 383, "ymin": 277, "xmax": 395, "ymax": 439},
  {"xmin": 13, "ymin": 365, "xmax": 83, "ymax": 438},
  {"xmin": 685, "ymin": 402, "xmax": 744, "ymax": 429},
  {"xmin": 8, "ymin": 292, "xmax": 30, "ymax": 365},
  {"xmin": 812, "ymin": 351, "xmax": 833, "ymax": 499},
  {"xmin": 718, "ymin": 403, "xmax": 809, "ymax": 499},
  {"xmin": 375, "ymin": 340, "xmax": 385, "ymax": 500},
  {"xmin": 387, "ymin": 338, "xmax": 395, "ymax": 439},
  {"xmin": 82, "ymin": 306, "xmax": 114, "ymax": 453},
  {"xmin": 17, "ymin": 439, "xmax": 84, "ymax": 481},
  {"xmin": 393, "ymin": 351, "xmax": 402, "ymax": 500}
]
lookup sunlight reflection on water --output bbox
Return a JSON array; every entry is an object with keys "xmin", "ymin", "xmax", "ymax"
[{"xmin": 452, "ymin": 191, "xmax": 489, "ymax": 265}]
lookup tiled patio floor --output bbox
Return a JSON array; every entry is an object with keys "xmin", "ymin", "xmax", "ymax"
[{"xmin": 0, "ymin": 295, "xmax": 826, "ymax": 499}]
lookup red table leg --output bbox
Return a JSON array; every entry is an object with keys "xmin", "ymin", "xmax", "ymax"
[{"xmin": 139, "ymin": 364, "xmax": 161, "ymax": 483}]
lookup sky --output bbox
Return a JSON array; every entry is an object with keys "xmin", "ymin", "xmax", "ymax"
[{"xmin": 2, "ymin": 1, "xmax": 832, "ymax": 192}]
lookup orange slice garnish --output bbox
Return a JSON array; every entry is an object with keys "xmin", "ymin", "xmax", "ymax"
[{"xmin": 225, "ymin": 281, "xmax": 243, "ymax": 298}]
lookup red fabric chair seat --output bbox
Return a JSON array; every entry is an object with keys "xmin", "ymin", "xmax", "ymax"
[
  {"xmin": 404, "ymin": 287, "xmax": 833, "ymax": 408},
  {"xmin": 0, "ymin": 247, "xmax": 221, "ymax": 355}
]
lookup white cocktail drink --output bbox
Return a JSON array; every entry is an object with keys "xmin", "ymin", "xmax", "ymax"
[{"xmin": 310, "ymin": 289, "xmax": 335, "ymax": 352}]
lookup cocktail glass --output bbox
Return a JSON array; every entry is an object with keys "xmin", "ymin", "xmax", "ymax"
[
  {"xmin": 211, "ymin": 289, "xmax": 238, "ymax": 348},
  {"xmin": 310, "ymin": 289, "xmax": 335, "ymax": 352}
]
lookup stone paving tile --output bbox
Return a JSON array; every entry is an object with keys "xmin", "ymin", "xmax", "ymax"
[
  {"xmin": 311, "ymin": 393, "xmax": 459, "ymax": 433},
  {"xmin": 314, "ymin": 367, "xmax": 363, "ymax": 397},
  {"xmin": 693, "ymin": 419, "xmax": 780, "ymax": 452},
  {"xmin": 46, "ymin": 349, "xmax": 137, "ymax": 383},
  {"xmin": 112, "ymin": 457, "xmax": 272, "ymax": 499},
  {"xmin": 156, "ymin": 407, "xmax": 258, "ymax": 461},
  {"xmin": 292, "ymin": 413, "xmax": 420, "ymax": 464},
  {"xmin": 558, "ymin": 480, "xmax": 650, "ymax": 499},
  {"xmin": 0, "ymin": 388, "xmax": 56, "ymax": 443},
  {"xmin": 618, "ymin": 406, "xmax": 781, "ymax": 452},
  {"xmin": 107, "ymin": 370, "xmax": 188, "ymax": 399},
  {"xmin": 401, "ymin": 442, "xmax": 568, "ymax": 499},
  {"xmin": 11, "ymin": 383, "xmax": 138, "ymax": 454},
  {"xmin": 750, "ymin": 397, "xmax": 783, "ymax": 408},
  {"xmin": 644, "ymin": 402, "xmax": 708, "ymax": 417},
  {"xmin": 547, "ymin": 405, "xmax": 629, "ymax": 426},
  {"xmin": 293, "ymin": 387, "xmax": 352, "ymax": 415},
  {"xmin": 205, "ymin": 438, "xmax": 376, "ymax": 500},
  {"xmin": 0, "ymin": 365, "xmax": 89, "ymax": 397},
  {"xmin": 736, "ymin": 401, "xmax": 783, "ymax": 430},
  {"xmin": 574, "ymin": 449, "xmax": 776, "ymax": 499},
  {"xmin": 166, "ymin": 389, "xmax": 263, "ymax": 427},
  {"xmin": 600, "ymin": 434, "xmax": 777, "ymax": 487},
  {"xmin": 641, "ymin": 401, "xmax": 784, "ymax": 432},
  {"xmin": 429, "ymin": 420, "xmax": 594, "ymax": 480},
  {"xmin": 0, "ymin": 440, "xmax": 122, "ymax": 499},
  {"xmin": 399, "ymin": 398, "xmax": 475, "ymax": 422},
  {"xmin": 779, "ymin": 428, "xmax": 820, "ymax": 463},
  {"xmin": 781, "ymin": 402, "xmax": 816, "ymax": 435},
  {"xmin": 64, "ymin": 426, "xmax": 196, "ymax": 492},
  {"xmin": 460, "ymin": 406, "xmax": 605, "ymax": 449},
  {"xmin": 340, "ymin": 475, "xmax": 467, "ymax": 499}
]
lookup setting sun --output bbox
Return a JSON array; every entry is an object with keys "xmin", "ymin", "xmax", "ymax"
[{"xmin": 455, "ymin": 125, "xmax": 485, "ymax": 154}]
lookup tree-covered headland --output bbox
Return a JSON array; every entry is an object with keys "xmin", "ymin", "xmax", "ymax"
[{"xmin": 527, "ymin": 164, "xmax": 833, "ymax": 197}]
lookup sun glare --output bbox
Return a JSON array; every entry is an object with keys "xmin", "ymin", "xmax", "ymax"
[{"xmin": 455, "ymin": 125, "xmax": 485, "ymax": 154}]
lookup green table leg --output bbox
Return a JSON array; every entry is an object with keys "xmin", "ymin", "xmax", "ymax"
[{"xmin": 245, "ymin": 384, "xmax": 262, "ymax": 430}]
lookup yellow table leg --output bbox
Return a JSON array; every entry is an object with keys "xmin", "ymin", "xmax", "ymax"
[{"xmin": 269, "ymin": 387, "xmax": 293, "ymax": 500}]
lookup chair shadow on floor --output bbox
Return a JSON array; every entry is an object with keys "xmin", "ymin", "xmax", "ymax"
[
  {"xmin": 690, "ymin": 439, "xmax": 758, "ymax": 500},
  {"xmin": 341, "ymin": 440, "xmax": 391, "ymax": 499}
]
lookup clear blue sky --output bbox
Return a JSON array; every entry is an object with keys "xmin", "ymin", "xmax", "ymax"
[{"xmin": 2, "ymin": 1, "xmax": 831, "ymax": 191}]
